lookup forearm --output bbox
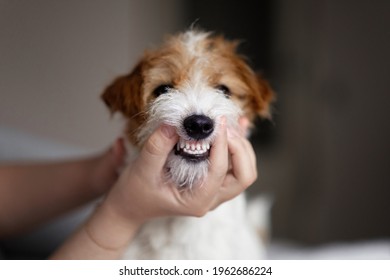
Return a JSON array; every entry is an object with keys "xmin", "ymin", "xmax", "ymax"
[
  {"xmin": 49, "ymin": 200, "xmax": 140, "ymax": 260},
  {"xmin": 0, "ymin": 157, "xmax": 104, "ymax": 237}
]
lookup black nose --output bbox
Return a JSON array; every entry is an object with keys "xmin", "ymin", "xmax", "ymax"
[{"xmin": 183, "ymin": 115, "xmax": 214, "ymax": 140}]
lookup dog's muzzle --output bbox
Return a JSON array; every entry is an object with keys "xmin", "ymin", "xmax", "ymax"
[{"xmin": 174, "ymin": 114, "xmax": 214, "ymax": 163}]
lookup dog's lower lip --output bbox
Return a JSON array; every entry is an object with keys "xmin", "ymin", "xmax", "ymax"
[{"xmin": 174, "ymin": 148, "xmax": 210, "ymax": 162}]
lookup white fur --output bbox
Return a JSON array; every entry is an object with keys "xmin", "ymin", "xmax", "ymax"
[
  {"xmin": 183, "ymin": 30, "xmax": 210, "ymax": 57},
  {"xmin": 124, "ymin": 194, "xmax": 265, "ymax": 259}
]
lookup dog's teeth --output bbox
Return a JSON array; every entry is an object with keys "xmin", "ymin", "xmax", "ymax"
[{"xmin": 177, "ymin": 139, "xmax": 210, "ymax": 157}]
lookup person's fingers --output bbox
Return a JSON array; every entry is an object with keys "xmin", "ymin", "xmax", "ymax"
[
  {"xmin": 214, "ymin": 174, "xmax": 243, "ymax": 204},
  {"xmin": 208, "ymin": 116, "xmax": 228, "ymax": 178},
  {"xmin": 216, "ymin": 131, "xmax": 257, "ymax": 202},
  {"xmin": 137, "ymin": 125, "xmax": 178, "ymax": 172},
  {"xmin": 238, "ymin": 116, "xmax": 250, "ymax": 136},
  {"xmin": 240, "ymin": 134, "xmax": 256, "ymax": 168},
  {"xmin": 237, "ymin": 117, "xmax": 255, "ymax": 165},
  {"xmin": 229, "ymin": 132, "xmax": 257, "ymax": 186}
]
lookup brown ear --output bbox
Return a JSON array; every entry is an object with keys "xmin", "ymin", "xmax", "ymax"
[
  {"xmin": 101, "ymin": 62, "xmax": 144, "ymax": 118},
  {"xmin": 251, "ymin": 73, "xmax": 275, "ymax": 119}
]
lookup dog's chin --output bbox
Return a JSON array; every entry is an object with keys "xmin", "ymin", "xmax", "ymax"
[{"xmin": 165, "ymin": 138, "xmax": 212, "ymax": 188}]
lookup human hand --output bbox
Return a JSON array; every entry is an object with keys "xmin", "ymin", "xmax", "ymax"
[
  {"xmin": 90, "ymin": 138, "xmax": 126, "ymax": 195},
  {"xmin": 66, "ymin": 116, "xmax": 258, "ymax": 257},
  {"xmin": 102, "ymin": 116, "xmax": 258, "ymax": 227},
  {"xmin": 217, "ymin": 116, "xmax": 257, "ymax": 203}
]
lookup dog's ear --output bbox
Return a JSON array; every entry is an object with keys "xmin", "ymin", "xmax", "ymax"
[
  {"xmin": 249, "ymin": 73, "xmax": 275, "ymax": 120},
  {"xmin": 101, "ymin": 62, "xmax": 144, "ymax": 118}
]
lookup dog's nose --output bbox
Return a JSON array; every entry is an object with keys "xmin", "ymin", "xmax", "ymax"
[{"xmin": 183, "ymin": 115, "xmax": 214, "ymax": 140}]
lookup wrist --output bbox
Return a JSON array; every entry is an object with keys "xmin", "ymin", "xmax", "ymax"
[{"xmin": 85, "ymin": 199, "xmax": 141, "ymax": 253}]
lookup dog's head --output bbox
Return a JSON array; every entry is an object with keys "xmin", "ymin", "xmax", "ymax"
[{"xmin": 102, "ymin": 30, "xmax": 274, "ymax": 187}]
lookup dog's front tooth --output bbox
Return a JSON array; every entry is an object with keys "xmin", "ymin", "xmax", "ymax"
[
  {"xmin": 196, "ymin": 143, "xmax": 201, "ymax": 151},
  {"xmin": 191, "ymin": 143, "xmax": 196, "ymax": 151},
  {"xmin": 185, "ymin": 142, "xmax": 190, "ymax": 150},
  {"xmin": 180, "ymin": 140, "xmax": 185, "ymax": 149},
  {"xmin": 206, "ymin": 143, "xmax": 210, "ymax": 150}
]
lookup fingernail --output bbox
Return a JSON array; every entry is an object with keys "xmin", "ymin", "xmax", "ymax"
[{"xmin": 161, "ymin": 125, "xmax": 176, "ymax": 139}]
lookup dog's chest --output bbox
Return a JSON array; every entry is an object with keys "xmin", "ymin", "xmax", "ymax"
[{"xmin": 122, "ymin": 194, "xmax": 263, "ymax": 259}]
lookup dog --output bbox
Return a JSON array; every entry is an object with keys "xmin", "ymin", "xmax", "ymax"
[{"xmin": 102, "ymin": 30, "xmax": 274, "ymax": 259}]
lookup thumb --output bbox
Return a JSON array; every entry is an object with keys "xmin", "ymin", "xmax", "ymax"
[
  {"xmin": 137, "ymin": 125, "xmax": 178, "ymax": 171},
  {"xmin": 110, "ymin": 138, "xmax": 126, "ymax": 167}
]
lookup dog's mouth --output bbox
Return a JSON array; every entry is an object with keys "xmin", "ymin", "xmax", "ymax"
[{"xmin": 174, "ymin": 138, "xmax": 211, "ymax": 163}]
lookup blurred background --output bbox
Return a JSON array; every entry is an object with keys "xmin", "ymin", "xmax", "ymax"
[{"xmin": 1, "ymin": 0, "xmax": 389, "ymax": 259}]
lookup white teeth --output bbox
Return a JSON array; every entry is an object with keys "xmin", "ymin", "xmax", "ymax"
[{"xmin": 176, "ymin": 139, "xmax": 211, "ymax": 155}]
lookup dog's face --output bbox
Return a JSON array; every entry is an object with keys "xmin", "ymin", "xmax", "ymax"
[{"xmin": 102, "ymin": 30, "xmax": 274, "ymax": 187}]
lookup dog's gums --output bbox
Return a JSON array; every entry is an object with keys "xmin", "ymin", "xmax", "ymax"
[{"xmin": 174, "ymin": 138, "xmax": 211, "ymax": 162}]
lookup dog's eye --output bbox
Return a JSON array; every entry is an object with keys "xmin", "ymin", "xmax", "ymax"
[
  {"xmin": 216, "ymin": 84, "xmax": 231, "ymax": 98},
  {"xmin": 153, "ymin": 84, "xmax": 173, "ymax": 97}
]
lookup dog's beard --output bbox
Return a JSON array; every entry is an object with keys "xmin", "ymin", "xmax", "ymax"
[
  {"xmin": 165, "ymin": 151, "xmax": 209, "ymax": 188},
  {"xmin": 137, "ymin": 87, "xmax": 241, "ymax": 188}
]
